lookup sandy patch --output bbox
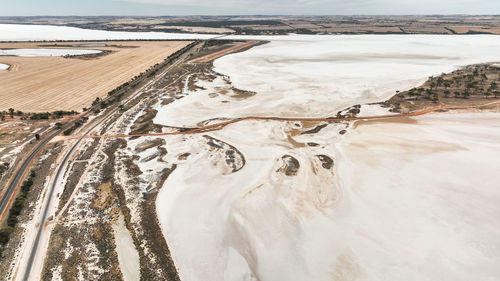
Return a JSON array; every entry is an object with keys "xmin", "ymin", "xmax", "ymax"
[{"xmin": 112, "ymin": 213, "xmax": 140, "ymax": 281}]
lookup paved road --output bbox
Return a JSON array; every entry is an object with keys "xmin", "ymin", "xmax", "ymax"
[{"xmin": 0, "ymin": 112, "xmax": 92, "ymax": 219}]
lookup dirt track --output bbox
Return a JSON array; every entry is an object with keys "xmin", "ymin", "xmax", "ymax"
[
  {"xmin": 55, "ymin": 99, "xmax": 500, "ymax": 141},
  {"xmin": 190, "ymin": 41, "xmax": 260, "ymax": 63},
  {"xmin": 0, "ymin": 41, "xmax": 191, "ymax": 112}
]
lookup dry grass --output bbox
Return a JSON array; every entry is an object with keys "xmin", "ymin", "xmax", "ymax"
[{"xmin": 0, "ymin": 41, "xmax": 191, "ymax": 112}]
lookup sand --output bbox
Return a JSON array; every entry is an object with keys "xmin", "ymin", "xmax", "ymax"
[{"xmin": 112, "ymin": 214, "xmax": 140, "ymax": 281}]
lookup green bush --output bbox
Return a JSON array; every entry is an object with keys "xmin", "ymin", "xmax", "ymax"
[{"xmin": 0, "ymin": 227, "xmax": 13, "ymax": 244}]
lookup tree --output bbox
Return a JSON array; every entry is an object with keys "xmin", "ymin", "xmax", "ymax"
[
  {"xmin": 35, "ymin": 133, "xmax": 40, "ymax": 140},
  {"xmin": 425, "ymin": 89, "xmax": 432, "ymax": 99},
  {"xmin": 436, "ymin": 77, "xmax": 444, "ymax": 87},
  {"xmin": 444, "ymin": 90, "xmax": 450, "ymax": 98},
  {"xmin": 8, "ymin": 108, "xmax": 14, "ymax": 118},
  {"xmin": 463, "ymin": 90, "xmax": 470, "ymax": 99},
  {"xmin": 431, "ymin": 95, "xmax": 439, "ymax": 103},
  {"xmin": 92, "ymin": 97, "xmax": 101, "ymax": 106}
]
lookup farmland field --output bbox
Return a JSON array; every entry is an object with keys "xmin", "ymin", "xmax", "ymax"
[{"xmin": 0, "ymin": 41, "xmax": 191, "ymax": 112}]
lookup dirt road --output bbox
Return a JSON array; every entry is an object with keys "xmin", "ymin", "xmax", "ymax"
[
  {"xmin": 190, "ymin": 41, "xmax": 261, "ymax": 63},
  {"xmin": 54, "ymin": 99, "xmax": 500, "ymax": 141}
]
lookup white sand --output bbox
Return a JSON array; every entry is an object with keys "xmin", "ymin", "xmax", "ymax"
[
  {"xmin": 357, "ymin": 104, "xmax": 392, "ymax": 117},
  {"xmin": 333, "ymin": 113, "xmax": 500, "ymax": 280},
  {"xmin": 155, "ymin": 35, "xmax": 500, "ymax": 128},
  {"xmin": 156, "ymin": 119, "xmax": 345, "ymax": 281},
  {"xmin": 0, "ymin": 62, "xmax": 8, "ymax": 70},
  {"xmin": 156, "ymin": 112, "xmax": 500, "ymax": 281},
  {"xmin": 112, "ymin": 214, "xmax": 140, "ymax": 281},
  {"xmin": 151, "ymin": 34, "xmax": 500, "ymax": 281},
  {"xmin": 0, "ymin": 48, "xmax": 101, "ymax": 57}
]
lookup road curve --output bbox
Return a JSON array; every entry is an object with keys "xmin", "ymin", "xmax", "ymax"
[{"xmin": 0, "ymin": 112, "xmax": 92, "ymax": 220}]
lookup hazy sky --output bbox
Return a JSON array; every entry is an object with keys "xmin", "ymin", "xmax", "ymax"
[{"xmin": 1, "ymin": 0, "xmax": 499, "ymax": 16}]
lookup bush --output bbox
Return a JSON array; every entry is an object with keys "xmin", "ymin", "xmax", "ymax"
[
  {"xmin": 0, "ymin": 227, "xmax": 13, "ymax": 244},
  {"xmin": 7, "ymin": 216, "xmax": 18, "ymax": 228},
  {"xmin": 55, "ymin": 122, "xmax": 63, "ymax": 129},
  {"xmin": 1, "ymin": 169, "xmax": 36, "ymax": 246}
]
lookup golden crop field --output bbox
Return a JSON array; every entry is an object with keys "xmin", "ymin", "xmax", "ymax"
[{"xmin": 0, "ymin": 41, "xmax": 191, "ymax": 112}]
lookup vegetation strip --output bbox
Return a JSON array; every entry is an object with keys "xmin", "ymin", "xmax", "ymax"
[{"xmin": 0, "ymin": 170, "xmax": 36, "ymax": 255}]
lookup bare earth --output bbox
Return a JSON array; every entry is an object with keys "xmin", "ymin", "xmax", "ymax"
[{"xmin": 0, "ymin": 41, "xmax": 191, "ymax": 112}]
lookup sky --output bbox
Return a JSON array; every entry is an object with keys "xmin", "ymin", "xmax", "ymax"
[{"xmin": 0, "ymin": 0, "xmax": 499, "ymax": 16}]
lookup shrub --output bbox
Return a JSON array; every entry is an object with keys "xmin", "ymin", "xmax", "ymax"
[{"xmin": 0, "ymin": 227, "xmax": 13, "ymax": 244}]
